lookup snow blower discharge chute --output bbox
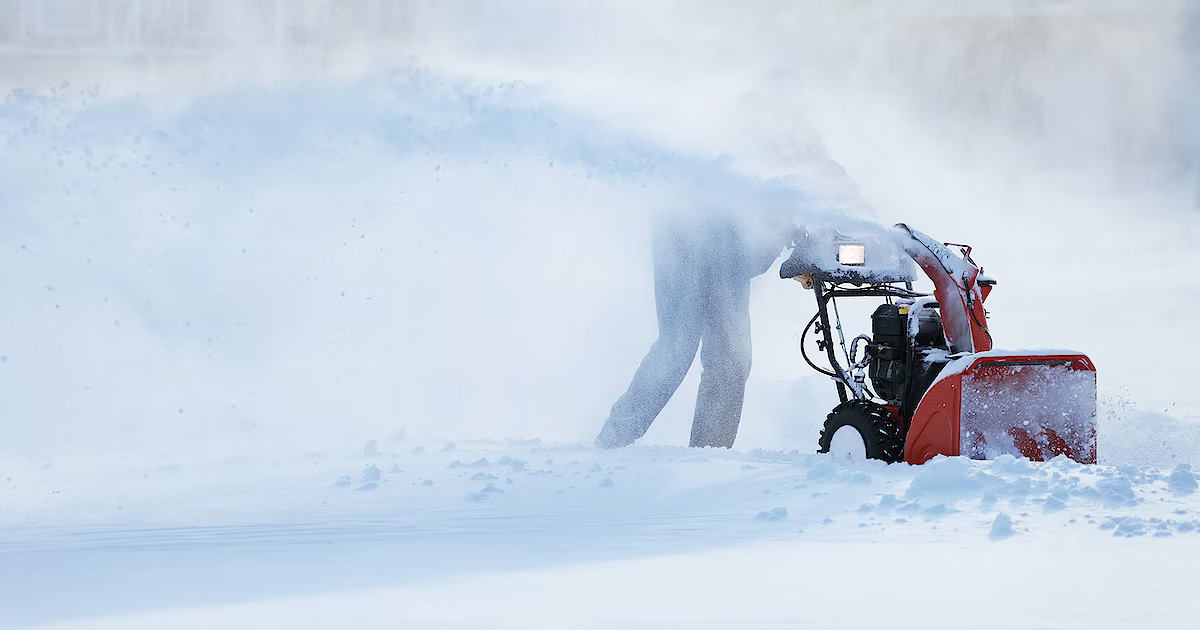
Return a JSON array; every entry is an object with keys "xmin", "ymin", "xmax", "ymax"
[{"xmin": 780, "ymin": 224, "xmax": 1096, "ymax": 465}]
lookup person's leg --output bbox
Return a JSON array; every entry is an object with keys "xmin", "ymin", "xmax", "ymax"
[
  {"xmin": 597, "ymin": 221, "xmax": 704, "ymax": 448},
  {"xmin": 690, "ymin": 223, "xmax": 754, "ymax": 448}
]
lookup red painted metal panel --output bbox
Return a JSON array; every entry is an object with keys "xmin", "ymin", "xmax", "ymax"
[{"xmin": 904, "ymin": 376, "xmax": 961, "ymax": 464}]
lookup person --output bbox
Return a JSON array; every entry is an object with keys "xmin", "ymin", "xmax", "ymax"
[
  {"xmin": 594, "ymin": 119, "xmax": 871, "ymax": 449},
  {"xmin": 594, "ymin": 213, "xmax": 784, "ymax": 449}
]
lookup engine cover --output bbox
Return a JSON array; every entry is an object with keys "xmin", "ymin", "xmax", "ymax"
[{"xmin": 869, "ymin": 304, "xmax": 908, "ymax": 404}]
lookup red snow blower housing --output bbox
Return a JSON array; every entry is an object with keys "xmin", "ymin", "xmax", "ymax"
[{"xmin": 780, "ymin": 223, "xmax": 1096, "ymax": 465}]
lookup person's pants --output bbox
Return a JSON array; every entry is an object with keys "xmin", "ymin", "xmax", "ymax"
[{"xmin": 599, "ymin": 218, "xmax": 754, "ymax": 448}]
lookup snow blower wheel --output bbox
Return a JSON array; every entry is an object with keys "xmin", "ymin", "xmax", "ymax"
[{"xmin": 817, "ymin": 401, "xmax": 904, "ymax": 463}]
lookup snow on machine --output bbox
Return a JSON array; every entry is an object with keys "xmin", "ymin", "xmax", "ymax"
[{"xmin": 780, "ymin": 223, "xmax": 1096, "ymax": 464}]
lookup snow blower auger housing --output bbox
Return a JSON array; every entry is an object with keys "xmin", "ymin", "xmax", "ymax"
[{"xmin": 780, "ymin": 224, "xmax": 1096, "ymax": 465}]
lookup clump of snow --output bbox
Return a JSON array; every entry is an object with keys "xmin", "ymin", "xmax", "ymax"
[
  {"xmin": 756, "ymin": 507, "xmax": 789, "ymax": 522},
  {"xmin": 465, "ymin": 483, "xmax": 504, "ymax": 502},
  {"xmin": 922, "ymin": 504, "xmax": 955, "ymax": 519},
  {"xmin": 988, "ymin": 454, "xmax": 1032, "ymax": 474},
  {"xmin": 1168, "ymin": 465, "xmax": 1198, "ymax": 496},
  {"xmin": 1110, "ymin": 517, "xmax": 1147, "ymax": 538},
  {"xmin": 472, "ymin": 472, "xmax": 498, "ymax": 481},
  {"xmin": 361, "ymin": 465, "xmax": 381, "ymax": 483},
  {"xmin": 600, "ymin": 478, "xmax": 614, "ymax": 488},
  {"xmin": 1095, "ymin": 476, "xmax": 1139, "ymax": 509},
  {"xmin": 877, "ymin": 494, "xmax": 903, "ymax": 510},
  {"xmin": 846, "ymin": 471, "xmax": 872, "ymax": 485},
  {"xmin": 497, "ymin": 456, "xmax": 526, "ymax": 472},
  {"xmin": 906, "ymin": 456, "xmax": 998, "ymax": 499},
  {"xmin": 806, "ymin": 461, "xmax": 838, "ymax": 482},
  {"xmin": 989, "ymin": 513, "xmax": 1015, "ymax": 541}
]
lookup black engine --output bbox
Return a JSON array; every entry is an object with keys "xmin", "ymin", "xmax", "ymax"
[
  {"xmin": 868, "ymin": 304, "xmax": 908, "ymax": 404},
  {"xmin": 868, "ymin": 302, "xmax": 951, "ymax": 417}
]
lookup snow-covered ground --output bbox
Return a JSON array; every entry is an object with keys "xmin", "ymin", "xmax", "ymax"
[
  {"xmin": 4, "ymin": 442, "xmax": 1200, "ymax": 628},
  {"xmin": 3, "ymin": 1, "xmax": 1200, "ymax": 628}
]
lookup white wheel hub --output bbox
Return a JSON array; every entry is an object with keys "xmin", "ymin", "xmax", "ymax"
[{"xmin": 828, "ymin": 425, "xmax": 867, "ymax": 462}]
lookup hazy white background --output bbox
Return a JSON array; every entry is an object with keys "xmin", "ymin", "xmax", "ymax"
[{"xmin": 1, "ymin": 0, "xmax": 1198, "ymax": 460}]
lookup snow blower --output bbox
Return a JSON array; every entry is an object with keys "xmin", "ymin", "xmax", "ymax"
[{"xmin": 780, "ymin": 223, "xmax": 1096, "ymax": 464}]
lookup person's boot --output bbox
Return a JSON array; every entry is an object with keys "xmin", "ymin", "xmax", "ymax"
[{"xmin": 594, "ymin": 419, "xmax": 637, "ymax": 449}]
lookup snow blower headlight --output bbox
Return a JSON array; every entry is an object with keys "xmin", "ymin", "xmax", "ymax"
[{"xmin": 837, "ymin": 243, "xmax": 866, "ymax": 266}]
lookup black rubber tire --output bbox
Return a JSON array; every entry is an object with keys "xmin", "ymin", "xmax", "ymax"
[{"xmin": 816, "ymin": 400, "xmax": 905, "ymax": 463}]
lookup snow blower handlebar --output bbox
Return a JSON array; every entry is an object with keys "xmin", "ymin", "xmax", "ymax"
[{"xmin": 801, "ymin": 280, "xmax": 925, "ymax": 405}]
